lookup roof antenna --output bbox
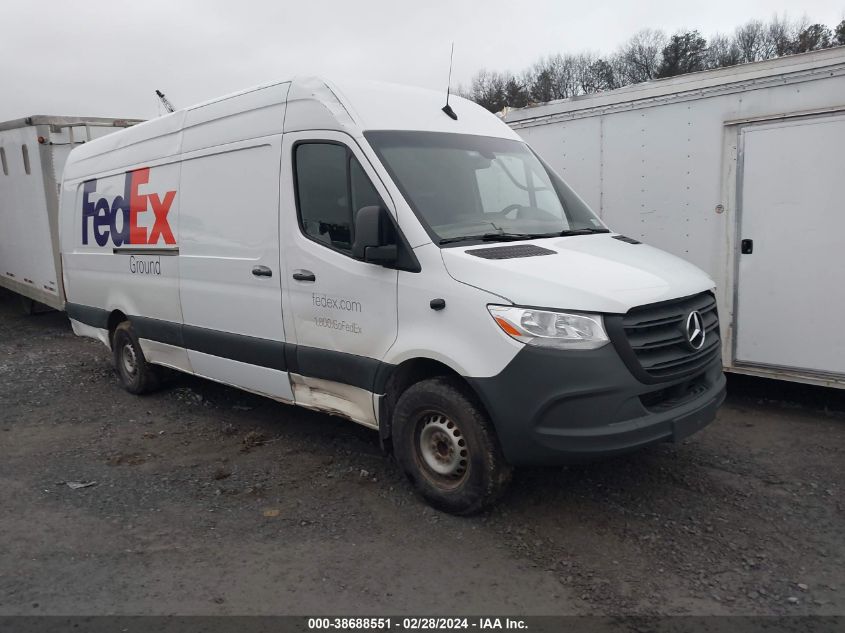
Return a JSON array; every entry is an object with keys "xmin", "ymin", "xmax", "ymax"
[
  {"xmin": 442, "ymin": 42, "xmax": 458, "ymax": 120},
  {"xmin": 155, "ymin": 89, "xmax": 175, "ymax": 114}
]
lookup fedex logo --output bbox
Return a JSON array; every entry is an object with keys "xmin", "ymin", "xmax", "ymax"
[{"xmin": 82, "ymin": 168, "xmax": 176, "ymax": 247}]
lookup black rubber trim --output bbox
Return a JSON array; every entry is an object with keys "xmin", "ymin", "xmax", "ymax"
[
  {"xmin": 65, "ymin": 302, "xmax": 390, "ymax": 390},
  {"xmin": 132, "ymin": 315, "xmax": 184, "ymax": 348},
  {"xmin": 296, "ymin": 346, "xmax": 383, "ymax": 392},
  {"xmin": 373, "ymin": 362, "xmax": 393, "ymax": 395},
  {"xmin": 183, "ymin": 324, "xmax": 287, "ymax": 372},
  {"xmin": 66, "ymin": 302, "xmax": 109, "ymax": 329},
  {"xmin": 284, "ymin": 342, "xmax": 300, "ymax": 375}
]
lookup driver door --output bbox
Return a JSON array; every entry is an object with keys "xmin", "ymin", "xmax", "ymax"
[{"xmin": 279, "ymin": 131, "xmax": 399, "ymax": 427}]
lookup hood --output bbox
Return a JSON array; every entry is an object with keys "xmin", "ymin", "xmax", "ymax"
[{"xmin": 440, "ymin": 234, "xmax": 714, "ymax": 314}]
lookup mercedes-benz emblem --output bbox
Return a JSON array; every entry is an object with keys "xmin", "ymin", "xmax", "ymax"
[{"xmin": 685, "ymin": 311, "xmax": 705, "ymax": 350}]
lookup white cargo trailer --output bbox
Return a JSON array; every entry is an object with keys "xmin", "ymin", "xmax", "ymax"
[
  {"xmin": 0, "ymin": 116, "xmax": 141, "ymax": 310},
  {"xmin": 505, "ymin": 47, "xmax": 845, "ymax": 389}
]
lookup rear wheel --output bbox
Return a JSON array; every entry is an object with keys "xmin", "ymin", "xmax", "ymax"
[
  {"xmin": 392, "ymin": 377, "xmax": 512, "ymax": 515},
  {"xmin": 112, "ymin": 321, "xmax": 160, "ymax": 394}
]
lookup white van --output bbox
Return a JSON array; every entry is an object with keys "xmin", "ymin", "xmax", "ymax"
[{"xmin": 58, "ymin": 77, "xmax": 725, "ymax": 514}]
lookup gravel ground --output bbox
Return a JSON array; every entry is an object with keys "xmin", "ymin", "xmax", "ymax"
[{"xmin": 0, "ymin": 289, "xmax": 843, "ymax": 616}]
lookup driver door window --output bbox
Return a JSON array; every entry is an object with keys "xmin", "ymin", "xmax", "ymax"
[{"xmin": 294, "ymin": 142, "xmax": 384, "ymax": 255}]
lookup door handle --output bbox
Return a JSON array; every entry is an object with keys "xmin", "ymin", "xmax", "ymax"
[
  {"xmin": 292, "ymin": 270, "xmax": 316, "ymax": 282},
  {"xmin": 741, "ymin": 239, "xmax": 753, "ymax": 254},
  {"xmin": 252, "ymin": 265, "xmax": 273, "ymax": 277}
]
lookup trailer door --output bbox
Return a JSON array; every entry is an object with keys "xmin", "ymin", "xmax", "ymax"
[{"xmin": 735, "ymin": 113, "xmax": 845, "ymax": 376}]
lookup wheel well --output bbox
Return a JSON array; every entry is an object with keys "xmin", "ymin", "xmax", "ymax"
[
  {"xmin": 107, "ymin": 310, "xmax": 128, "ymax": 348},
  {"xmin": 379, "ymin": 358, "xmax": 481, "ymax": 449}
]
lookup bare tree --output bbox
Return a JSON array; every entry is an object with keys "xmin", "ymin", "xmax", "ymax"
[
  {"xmin": 705, "ymin": 33, "xmax": 742, "ymax": 68},
  {"xmin": 467, "ymin": 69, "xmax": 509, "ymax": 113},
  {"xmin": 766, "ymin": 14, "xmax": 804, "ymax": 56},
  {"xmin": 463, "ymin": 12, "xmax": 843, "ymax": 111},
  {"xmin": 581, "ymin": 57, "xmax": 619, "ymax": 93},
  {"xmin": 734, "ymin": 20, "xmax": 769, "ymax": 62},
  {"xmin": 554, "ymin": 55, "xmax": 581, "ymax": 98},
  {"xmin": 529, "ymin": 54, "xmax": 580, "ymax": 101},
  {"xmin": 615, "ymin": 29, "xmax": 666, "ymax": 83},
  {"xmin": 574, "ymin": 53, "xmax": 598, "ymax": 94}
]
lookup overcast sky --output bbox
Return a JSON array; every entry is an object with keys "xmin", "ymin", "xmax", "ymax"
[{"xmin": 2, "ymin": 0, "xmax": 843, "ymax": 121}]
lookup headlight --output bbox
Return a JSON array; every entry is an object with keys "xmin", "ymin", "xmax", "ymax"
[{"xmin": 488, "ymin": 305, "xmax": 609, "ymax": 350}]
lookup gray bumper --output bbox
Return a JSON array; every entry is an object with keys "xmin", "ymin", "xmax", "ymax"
[{"xmin": 468, "ymin": 343, "xmax": 726, "ymax": 466}]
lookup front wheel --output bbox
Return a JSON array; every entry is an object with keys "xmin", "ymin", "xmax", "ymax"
[
  {"xmin": 392, "ymin": 377, "xmax": 512, "ymax": 515},
  {"xmin": 112, "ymin": 321, "xmax": 160, "ymax": 394}
]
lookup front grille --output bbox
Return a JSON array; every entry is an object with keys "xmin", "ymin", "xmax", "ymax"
[{"xmin": 619, "ymin": 292, "xmax": 720, "ymax": 382}]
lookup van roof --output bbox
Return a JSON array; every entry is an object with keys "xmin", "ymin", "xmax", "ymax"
[{"xmin": 63, "ymin": 76, "xmax": 519, "ymax": 181}]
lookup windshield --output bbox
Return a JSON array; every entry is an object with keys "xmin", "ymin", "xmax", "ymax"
[{"xmin": 365, "ymin": 131, "xmax": 605, "ymax": 244}]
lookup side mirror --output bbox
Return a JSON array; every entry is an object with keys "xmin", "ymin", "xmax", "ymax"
[{"xmin": 352, "ymin": 206, "xmax": 397, "ymax": 265}]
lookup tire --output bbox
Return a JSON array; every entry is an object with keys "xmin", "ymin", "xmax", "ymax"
[
  {"xmin": 112, "ymin": 321, "xmax": 160, "ymax": 394},
  {"xmin": 392, "ymin": 377, "xmax": 512, "ymax": 515}
]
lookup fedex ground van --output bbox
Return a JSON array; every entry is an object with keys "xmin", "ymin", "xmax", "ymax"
[{"xmin": 58, "ymin": 77, "xmax": 725, "ymax": 514}]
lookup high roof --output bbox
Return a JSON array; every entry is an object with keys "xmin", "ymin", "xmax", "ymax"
[
  {"xmin": 72, "ymin": 76, "xmax": 517, "ymax": 157},
  {"xmin": 321, "ymin": 77, "xmax": 518, "ymax": 139},
  {"xmin": 62, "ymin": 76, "xmax": 520, "ymax": 181},
  {"xmin": 182, "ymin": 75, "xmax": 515, "ymax": 137}
]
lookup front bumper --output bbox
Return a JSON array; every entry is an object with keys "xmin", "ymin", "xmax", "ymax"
[{"xmin": 469, "ymin": 342, "xmax": 726, "ymax": 466}]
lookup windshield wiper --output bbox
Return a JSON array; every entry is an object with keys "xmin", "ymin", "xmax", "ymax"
[
  {"xmin": 559, "ymin": 227, "xmax": 611, "ymax": 236},
  {"xmin": 439, "ymin": 232, "xmax": 559, "ymax": 245},
  {"xmin": 439, "ymin": 228, "xmax": 609, "ymax": 245}
]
